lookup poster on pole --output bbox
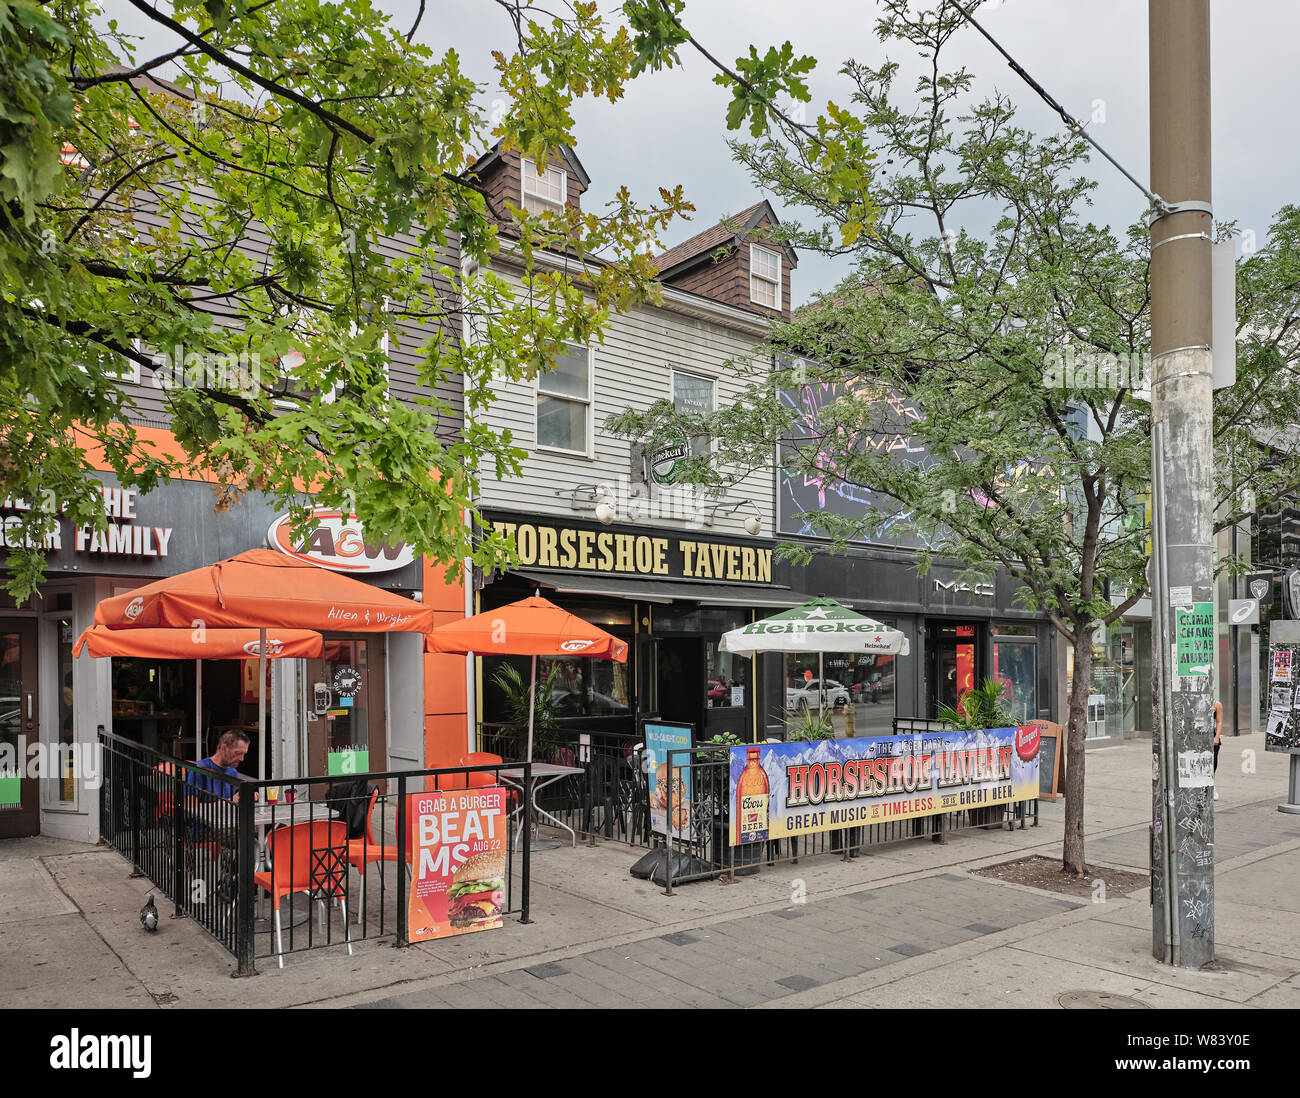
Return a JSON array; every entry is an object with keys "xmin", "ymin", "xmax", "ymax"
[
  {"xmin": 728, "ymin": 727, "xmax": 1040, "ymax": 845},
  {"xmin": 407, "ymin": 787, "xmax": 507, "ymax": 940},
  {"xmin": 644, "ymin": 720, "xmax": 693, "ymax": 841},
  {"xmin": 1175, "ymin": 603, "xmax": 1215, "ymax": 676},
  {"xmin": 1265, "ymin": 629, "xmax": 1300, "ymax": 753}
]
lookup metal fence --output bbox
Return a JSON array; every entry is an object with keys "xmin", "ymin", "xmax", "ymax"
[
  {"xmin": 477, "ymin": 725, "xmax": 652, "ymax": 846},
  {"xmin": 658, "ymin": 740, "xmax": 1038, "ymax": 893},
  {"xmin": 98, "ymin": 730, "xmax": 533, "ymax": 975},
  {"xmin": 475, "ymin": 721, "xmax": 1039, "ymax": 886}
]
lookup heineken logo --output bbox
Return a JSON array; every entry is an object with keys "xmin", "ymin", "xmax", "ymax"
[{"xmin": 650, "ymin": 430, "xmax": 690, "ymax": 486}]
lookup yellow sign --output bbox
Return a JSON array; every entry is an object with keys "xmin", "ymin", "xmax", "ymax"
[{"xmin": 490, "ymin": 520, "xmax": 773, "ymax": 584}]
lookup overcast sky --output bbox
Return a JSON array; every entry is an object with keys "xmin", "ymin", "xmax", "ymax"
[
  {"xmin": 419, "ymin": 0, "xmax": 1295, "ymax": 303},
  {"xmin": 110, "ymin": 1, "xmax": 1297, "ymax": 305}
]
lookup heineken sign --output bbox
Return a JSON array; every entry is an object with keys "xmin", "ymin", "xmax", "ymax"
[{"xmin": 650, "ymin": 429, "xmax": 690, "ymax": 486}]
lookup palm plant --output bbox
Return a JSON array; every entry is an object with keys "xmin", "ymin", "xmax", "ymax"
[
  {"xmin": 490, "ymin": 661, "xmax": 563, "ymax": 760},
  {"xmin": 938, "ymin": 678, "xmax": 1014, "ymax": 732},
  {"xmin": 780, "ymin": 705, "xmax": 837, "ymax": 742}
]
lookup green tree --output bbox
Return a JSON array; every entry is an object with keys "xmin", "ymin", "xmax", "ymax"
[
  {"xmin": 0, "ymin": 0, "xmax": 694, "ymax": 599},
  {"xmin": 611, "ymin": 1, "xmax": 1300, "ymax": 876}
]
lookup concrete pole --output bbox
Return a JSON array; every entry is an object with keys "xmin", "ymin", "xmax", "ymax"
[{"xmin": 1149, "ymin": 0, "xmax": 1216, "ymax": 968}]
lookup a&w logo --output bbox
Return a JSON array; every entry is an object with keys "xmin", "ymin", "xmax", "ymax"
[
  {"xmin": 50, "ymin": 1029, "xmax": 151, "ymax": 1078},
  {"xmin": 124, "ymin": 596, "xmax": 145, "ymax": 621},
  {"xmin": 243, "ymin": 639, "xmax": 286, "ymax": 657}
]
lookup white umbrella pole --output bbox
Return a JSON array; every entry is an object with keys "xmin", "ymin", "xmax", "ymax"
[
  {"xmin": 819, "ymin": 651, "xmax": 824, "ymax": 711},
  {"xmin": 259, "ymin": 627, "xmax": 267, "ymax": 781},
  {"xmin": 526, "ymin": 654, "xmax": 536, "ymax": 762}
]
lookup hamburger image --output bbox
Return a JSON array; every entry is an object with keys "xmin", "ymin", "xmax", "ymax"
[{"xmin": 448, "ymin": 851, "xmax": 505, "ymax": 930}]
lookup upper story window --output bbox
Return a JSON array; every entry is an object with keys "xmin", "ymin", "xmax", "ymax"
[
  {"xmin": 750, "ymin": 244, "xmax": 782, "ymax": 310},
  {"xmin": 672, "ymin": 370, "xmax": 714, "ymax": 458},
  {"xmin": 536, "ymin": 342, "xmax": 592, "ymax": 455},
  {"xmin": 522, "ymin": 157, "xmax": 567, "ymax": 215}
]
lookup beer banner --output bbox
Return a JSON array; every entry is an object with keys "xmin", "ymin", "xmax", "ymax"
[
  {"xmin": 729, "ymin": 727, "xmax": 1041, "ymax": 845},
  {"xmin": 407, "ymin": 787, "xmax": 507, "ymax": 940}
]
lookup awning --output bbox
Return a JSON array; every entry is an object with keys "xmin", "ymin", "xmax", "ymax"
[{"xmin": 511, "ymin": 569, "xmax": 814, "ymax": 609}]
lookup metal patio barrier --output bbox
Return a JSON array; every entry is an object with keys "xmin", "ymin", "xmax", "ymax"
[{"xmin": 98, "ymin": 730, "xmax": 532, "ymax": 975}]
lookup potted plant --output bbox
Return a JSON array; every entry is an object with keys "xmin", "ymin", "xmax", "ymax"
[{"xmin": 938, "ymin": 677, "xmax": 1013, "ymax": 826}]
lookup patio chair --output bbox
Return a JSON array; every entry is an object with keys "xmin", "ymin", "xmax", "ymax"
[
  {"xmin": 345, "ymin": 788, "xmax": 401, "ymax": 925},
  {"xmin": 253, "ymin": 820, "xmax": 353, "ymax": 968}
]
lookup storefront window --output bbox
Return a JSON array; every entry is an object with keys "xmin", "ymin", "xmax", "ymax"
[
  {"xmin": 55, "ymin": 618, "xmax": 75, "ymax": 804},
  {"xmin": 705, "ymin": 640, "xmax": 748, "ymax": 710},
  {"xmin": 539, "ymin": 654, "xmax": 631, "ymax": 718},
  {"xmin": 784, "ymin": 649, "xmax": 896, "ymax": 739},
  {"xmin": 992, "ymin": 635, "xmax": 1037, "ymax": 725},
  {"xmin": 319, "ymin": 639, "xmax": 371, "ymax": 764},
  {"xmin": 1068, "ymin": 621, "xmax": 1134, "ymax": 739}
]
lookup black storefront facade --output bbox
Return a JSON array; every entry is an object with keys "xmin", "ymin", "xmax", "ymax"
[
  {"xmin": 476, "ymin": 511, "xmax": 813, "ymax": 748},
  {"xmin": 771, "ymin": 547, "xmax": 1059, "ymax": 731},
  {"xmin": 476, "ymin": 511, "xmax": 1059, "ymax": 753}
]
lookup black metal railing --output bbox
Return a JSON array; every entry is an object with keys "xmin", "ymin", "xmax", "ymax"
[
  {"xmin": 98, "ymin": 730, "xmax": 533, "ymax": 975},
  {"xmin": 476, "ymin": 724, "xmax": 653, "ymax": 848},
  {"xmin": 659, "ymin": 740, "xmax": 1038, "ymax": 893}
]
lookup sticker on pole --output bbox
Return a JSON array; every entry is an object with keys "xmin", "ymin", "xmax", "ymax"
[
  {"xmin": 1175, "ymin": 602, "xmax": 1215, "ymax": 676},
  {"xmin": 1176, "ymin": 750, "xmax": 1215, "ymax": 789}
]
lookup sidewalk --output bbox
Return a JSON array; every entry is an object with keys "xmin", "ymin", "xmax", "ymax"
[{"xmin": 3, "ymin": 733, "xmax": 1297, "ymax": 1009}]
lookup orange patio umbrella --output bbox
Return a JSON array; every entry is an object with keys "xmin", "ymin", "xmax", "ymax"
[
  {"xmin": 94, "ymin": 549, "xmax": 431, "ymax": 776},
  {"xmin": 74, "ymin": 625, "xmax": 324, "ymax": 660},
  {"xmin": 426, "ymin": 596, "xmax": 627, "ymax": 761},
  {"xmin": 94, "ymin": 549, "xmax": 433, "ymax": 632},
  {"xmin": 74, "ymin": 626, "xmax": 324, "ymax": 762}
]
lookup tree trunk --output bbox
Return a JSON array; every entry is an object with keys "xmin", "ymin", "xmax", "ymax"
[{"xmin": 1062, "ymin": 630, "xmax": 1091, "ymax": 875}]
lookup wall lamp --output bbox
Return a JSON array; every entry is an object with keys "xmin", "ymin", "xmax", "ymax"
[
  {"xmin": 703, "ymin": 500, "xmax": 762, "ymax": 536},
  {"xmin": 555, "ymin": 484, "xmax": 617, "ymax": 525}
]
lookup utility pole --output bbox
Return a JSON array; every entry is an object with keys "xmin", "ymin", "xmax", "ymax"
[{"xmin": 1149, "ymin": 0, "xmax": 1216, "ymax": 968}]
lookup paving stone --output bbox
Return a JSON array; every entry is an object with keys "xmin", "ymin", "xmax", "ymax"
[
  {"xmin": 524, "ymin": 961, "xmax": 570, "ymax": 979},
  {"xmin": 965, "ymin": 922, "xmax": 1005, "ymax": 935},
  {"xmin": 887, "ymin": 942, "xmax": 929, "ymax": 958},
  {"xmin": 660, "ymin": 931, "xmax": 700, "ymax": 945},
  {"xmin": 775, "ymin": 973, "xmax": 821, "ymax": 991}
]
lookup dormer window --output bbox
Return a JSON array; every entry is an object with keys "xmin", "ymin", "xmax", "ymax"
[
  {"xmin": 522, "ymin": 157, "xmax": 567, "ymax": 215},
  {"xmin": 750, "ymin": 245, "xmax": 782, "ymax": 310}
]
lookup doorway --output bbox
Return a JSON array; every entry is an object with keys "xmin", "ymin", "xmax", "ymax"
[
  {"xmin": 0, "ymin": 619, "xmax": 39, "ymax": 838},
  {"xmin": 304, "ymin": 636, "xmax": 386, "ymax": 788},
  {"xmin": 927, "ymin": 621, "xmax": 983, "ymax": 718},
  {"xmin": 655, "ymin": 636, "xmax": 703, "ymax": 730}
]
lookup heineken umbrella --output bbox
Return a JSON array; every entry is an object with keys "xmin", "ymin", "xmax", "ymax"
[{"xmin": 720, "ymin": 597, "xmax": 909, "ymax": 711}]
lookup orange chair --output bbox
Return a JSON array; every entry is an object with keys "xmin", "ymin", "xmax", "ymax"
[
  {"xmin": 253, "ymin": 820, "xmax": 353, "ymax": 967},
  {"xmin": 459, "ymin": 752, "xmax": 520, "ymax": 802},
  {"xmin": 345, "ymin": 788, "xmax": 401, "ymax": 925}
]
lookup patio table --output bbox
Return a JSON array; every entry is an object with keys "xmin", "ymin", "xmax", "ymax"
[{"xmin": 497, "ymin": 763, "xmax": 585, "ymax": 850}]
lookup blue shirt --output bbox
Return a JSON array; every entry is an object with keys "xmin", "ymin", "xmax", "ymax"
[{"xmin": 187, "ymin": 757, "xmax": 239, "ymax": 802}]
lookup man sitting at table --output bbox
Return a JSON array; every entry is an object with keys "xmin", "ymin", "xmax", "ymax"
[{"xmin": 188, "ymin": 730, "xmax": 250, "ymax": 805}]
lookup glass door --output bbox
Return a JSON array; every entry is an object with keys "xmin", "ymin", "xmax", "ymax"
[
  {"xmin": 304, "ymin": 636, "xmax": 385, "ymax": 788},
  {"xmin": 0, "ymin": 619, "xmax": 40, "ymax": 838}
]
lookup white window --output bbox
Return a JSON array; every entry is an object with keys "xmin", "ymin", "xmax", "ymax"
[
  {"xmin": 522, "ymin": 156, "xmax": 567, "ymax": 215},
  {"xmin": 750, "ymin": 244, "xmax": 782, "ymax": 310},
  {"xmin": 536, "ymin": 343, "xmax": 592, "ymax": 455},
  {"xmin": 672, "ymin": 370, "xmax": 713, "ymax": 458}
]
